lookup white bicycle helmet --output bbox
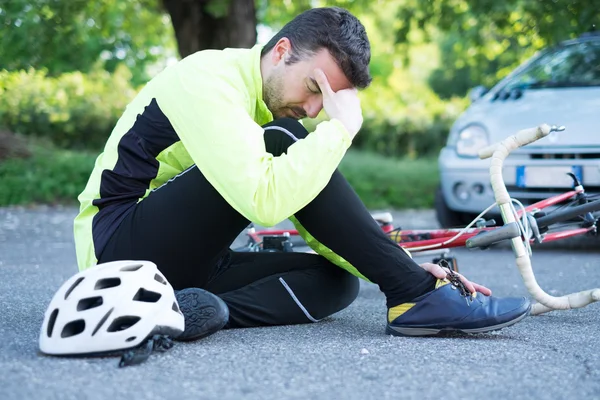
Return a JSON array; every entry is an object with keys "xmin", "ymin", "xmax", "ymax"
[{"xmin": 39, "ymin": 260, "xmax": 184, "ymax": 356}]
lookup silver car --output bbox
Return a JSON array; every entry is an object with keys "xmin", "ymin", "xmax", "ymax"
[{"xmin": 435, "ymin": 32, "xmax": 600, "ymax": 227}]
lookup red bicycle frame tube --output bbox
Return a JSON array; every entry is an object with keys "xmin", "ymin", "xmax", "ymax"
[
  {"xmin": 521, "ymin": 189, "xmax": 581, "ymax": 214},
  {"xmin": 247, "ymin": 188, "xmax": 594, "ymax": 252}
]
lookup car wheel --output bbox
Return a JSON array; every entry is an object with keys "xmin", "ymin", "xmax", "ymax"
[{"xmin": 434, "ymin": 185, "xmax": 472, "ymax": 228}]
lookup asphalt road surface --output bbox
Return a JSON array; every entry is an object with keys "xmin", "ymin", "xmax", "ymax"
[{"xmin": 1, "ymin": 206, "xmax": 599, "ymax": 400}]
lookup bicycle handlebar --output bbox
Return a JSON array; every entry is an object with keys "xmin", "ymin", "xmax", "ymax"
[
  {"xmin": 481, "ymin": 123, "xmax": 599, "ymax": 315},
  {"xmin": 478, "ymin": 124, "xmax": 554, "ymax": 160}
]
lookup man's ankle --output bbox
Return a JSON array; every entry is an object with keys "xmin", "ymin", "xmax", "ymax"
[
  {"xmin": 386, "ymin": 276, "xmax": 438, "ymax": 322},
  {"xmin": 387, "ymin": 275, "xmax": 437, "ymax": 307}
]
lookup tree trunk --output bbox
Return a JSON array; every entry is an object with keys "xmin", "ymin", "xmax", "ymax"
[{"xmin": 162, "ymin": 0, "xmax": 257, "ymax": 58}]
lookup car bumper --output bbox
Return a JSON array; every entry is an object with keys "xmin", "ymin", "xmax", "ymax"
[{"xmin": 438, "ymin": 147, "xmax": 600, "ymax": 213}]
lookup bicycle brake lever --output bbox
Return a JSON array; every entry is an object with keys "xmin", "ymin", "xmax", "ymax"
[
  {"xmin": 567, "ymin": 172, "xmax": 582, "ymax": 188},
  {"xmin": 526, "ymin": 213, "xmax": 543, "ymax": 244}
]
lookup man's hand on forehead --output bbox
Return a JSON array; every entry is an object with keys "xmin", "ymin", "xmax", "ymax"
[{"xmin": 314, "ymin": 68, "xmax": 363, "ymax": 138}]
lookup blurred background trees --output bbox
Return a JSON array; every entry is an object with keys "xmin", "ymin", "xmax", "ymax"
[
  {"xmin": 0, "ymin": 0, "xmax": 598, "ymax": 155},
  {"xmin": 0, "ymin": 0, "xmax": 175, "ymax": 85},
  {"xmin": 396, "ymin": 0, "xmax": 599, "ymax": 98}
]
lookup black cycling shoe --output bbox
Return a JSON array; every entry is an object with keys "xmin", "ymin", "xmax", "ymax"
[{"xmin": 174, "ymin": 288, "xmax": 229, "ymax": 341}]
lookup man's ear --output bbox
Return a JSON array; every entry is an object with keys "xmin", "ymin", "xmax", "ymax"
[{"xmin": 272, "ymin": 37, "xmax": 292, "ymax": 64}]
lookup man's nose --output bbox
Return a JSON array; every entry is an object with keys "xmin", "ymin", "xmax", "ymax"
[{"xmin": 304, "ymin": 97, "xmax": 323, "ymax": 119}]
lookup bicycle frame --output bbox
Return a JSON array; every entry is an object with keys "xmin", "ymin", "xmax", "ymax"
[
  {"xmin": 247, "ymin": 185, "xmax": 594, "ymax": 252},
  {"xmin": 389, "ymin": 186, "xmax": 595, "ymax": 252}
]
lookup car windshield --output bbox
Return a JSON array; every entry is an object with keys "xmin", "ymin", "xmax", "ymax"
[{"xmin": 504, "ymin": 39, "xmax": 600, "ymax": 90}]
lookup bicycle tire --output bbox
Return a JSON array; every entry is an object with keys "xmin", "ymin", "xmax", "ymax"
[{"xmin": 535, "ymin": 199, "xmax": 600, "ymax": 229}]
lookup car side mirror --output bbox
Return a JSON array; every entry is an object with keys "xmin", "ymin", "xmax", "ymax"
[{"xmin": 469, "ymin": 85, "xmax": 489, "ymax": 103}]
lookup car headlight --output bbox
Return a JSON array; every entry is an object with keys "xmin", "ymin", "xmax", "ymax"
[{"xmin": 450, "ymin": 125, "xmax": 489, "ymax": 157}]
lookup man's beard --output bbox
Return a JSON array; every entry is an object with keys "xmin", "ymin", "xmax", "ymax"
[
  {"xmin": 263, "ymin": 73, "xmax": 307, "ymax": 120},
  {"xmin": 263, "ymin": 73, "xmax": 287, "ymax": 119}
]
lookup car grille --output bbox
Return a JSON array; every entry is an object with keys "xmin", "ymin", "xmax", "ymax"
[
  {"xmin": 505, "ymin": 185, "xmax": 600, "ymax": 206},
  {"xmin": 506, "ymin": 185, "xmax": 600, "ymax": 194},
  {"xmin": 529, "ymin": 153, "xmax": 600, "ymax": 159}
]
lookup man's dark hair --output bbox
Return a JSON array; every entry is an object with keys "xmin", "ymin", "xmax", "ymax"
[{"xmin": 261, "ymin": 7, "xmax": 372, "ymax": 89}]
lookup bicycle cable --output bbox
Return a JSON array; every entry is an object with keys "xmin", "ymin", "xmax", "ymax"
[
  {"xmin": 403, "ymin": 197, "xmax": 538, "ymax": 252},
  {"xmin": 403, "ymin": 201, "xmax": 498, "ymax": 251}
]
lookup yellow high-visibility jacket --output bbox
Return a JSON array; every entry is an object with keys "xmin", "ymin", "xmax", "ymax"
[{"xmin": 73, "ymin": 44, "xmax": 376, "ymax": 280}]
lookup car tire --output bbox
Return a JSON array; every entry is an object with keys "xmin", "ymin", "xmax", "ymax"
[{"xmin": 434, "ymin": 185, "xmax": 472, "ymax": 228}]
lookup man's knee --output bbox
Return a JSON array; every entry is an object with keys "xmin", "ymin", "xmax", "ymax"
[
  {"xmin": 333, "ymin": 267, "xmax": 360, "ymax": 308},
  {"xmin": 308, "ymin": 266, "xmax": 360, "ymax": 320},
  {"xmin": 262, "ymin": 118, "xmax": 309, "ymax": 156},
  {"xmin": 218, "ymin": 263, "xmax": 359, "ymax": 328}
]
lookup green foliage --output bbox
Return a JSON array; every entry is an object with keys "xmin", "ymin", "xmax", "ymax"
[
  {"xmin": 355, "ymin": 71, "xmax": 468, "ymax": 158},
  {"xmin": 0, "ymin": 138, "xmax": 97, "ymax": 206},
  {"xmin": 259, "ymin": 0, "xmax": 375, "ymax": 28},
  {"xmin": 339, "ymin": 150, "xmax": 439, "ymax": 210},
  {"xmin": 257, "ymin": 0, "xmax": 313, "ymax": 28},
  {"xmin": 394, "ymin": 0, "xmax": 600, "ymax": 97},
  {"xmin": 0, "ymin": 0, "xmax": 176, "ymax": 85},
  {"xmin": 0, "ymin": 136, "xmax": 438, "ymax": 209},
  {"xmin": 0, "ymin": 67, "xmax": 138, "ymax": 149}
]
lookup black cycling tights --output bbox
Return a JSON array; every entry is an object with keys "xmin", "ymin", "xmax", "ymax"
[{"xmin": 99, "ymin": 118, "xmax": 435, "ymax": 328}]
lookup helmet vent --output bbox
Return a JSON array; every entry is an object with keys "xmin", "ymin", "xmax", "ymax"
[
  {"xmin": 120, "ymin": 263, "xmax": 143, "ymax": 272},
  {"xmin": 77, "ymin": 296, "xmax": 104, "ymax": 311},
  {"xmin": 154, "ymin": 273, "xmax": 167, "ymax": 285},
  {"xmin": 92, "ymin": 307, "xmax": 114, "ymax": 336},
  {"xmin": 172, "ymin": 301, "xmax": 181, "ymax": 313},
  {"xmin": 64, "ymin": 277, "xmax": 85, "ymax": 300},
  {"xmin": 125, "ymin": 336, "xmax": 137, "ymax": 342},
  {"xmin": 107, "ymin": 316, "xmax": 141, "ymax": 332},
  {"xmin": 46, "ymin": 309, "xmax": 59, "ymax": 337},
  {"xmin": 61, "ymin": 319, "xmax": 86, "ymax": 338},
  {"xmin": 133, "ymin": 288, "xmax": 162, "ymax": 303},
  {"xmin": 94, "ymin": 277, "xmax": 121, "ymax": 290}
]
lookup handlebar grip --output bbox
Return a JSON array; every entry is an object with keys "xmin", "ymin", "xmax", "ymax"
[
  {"xmin": 478, "ymin": 124, "xmax": 552, "ymax": 160},
  {"xmin": 465, "ymin": 222, "xmax": 520, "ymax": 249}
]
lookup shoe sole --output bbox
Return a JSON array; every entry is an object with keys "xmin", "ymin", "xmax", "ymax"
[
  {"xmin": 175, "ymin": 288, "xmax": 229, "ymax": 342},
  {"xmin": 386, "ymin": 305, "xmax": 531, "ymax": 337}
]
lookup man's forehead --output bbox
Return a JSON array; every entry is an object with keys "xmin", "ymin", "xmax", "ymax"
[{"xmin": 308, "ymin": 49, "xmax": 353, "ymax": 91}]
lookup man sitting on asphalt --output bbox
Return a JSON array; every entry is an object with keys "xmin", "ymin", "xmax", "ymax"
[{"xmin": 73, "ymin": 6, "xmax": 531, "ymax": 342}]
